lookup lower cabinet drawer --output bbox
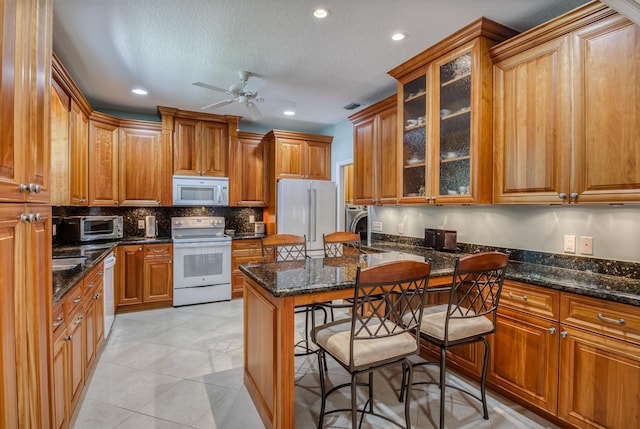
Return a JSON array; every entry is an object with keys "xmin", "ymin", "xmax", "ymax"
[
  {"xmin": 560, "ymin": 292, "xmax": 640, "ymax": 345},
  {"xmin": 500, "ymin": 280, "xmax": 560, "ymax": 320}
]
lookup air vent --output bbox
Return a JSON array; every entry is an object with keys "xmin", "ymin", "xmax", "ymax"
[{"xmin": 343, "ymin": 102, "xmax": 361, "ymax": 110}]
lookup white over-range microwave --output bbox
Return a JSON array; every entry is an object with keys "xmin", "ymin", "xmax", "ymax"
[{"xmin": 172, "ymin": 175, "xmax": 229, "ymax": 206}]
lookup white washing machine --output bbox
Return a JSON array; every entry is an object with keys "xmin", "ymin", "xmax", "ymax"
[{"xmin": 345, "ymin": 205, "xmax": 368, "ymax": 239}]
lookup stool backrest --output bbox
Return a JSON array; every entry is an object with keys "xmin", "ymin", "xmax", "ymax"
[
  {"xmin": 323, "ymin": 232, "xmax": 362, "ymax": 257},
  {"xmin": 445, "ymin": 252, "xmax": 508, "ymax": 339},
  {"xmin": 261, "ymin": 234, "xmax": 307, "ymax": 262}
]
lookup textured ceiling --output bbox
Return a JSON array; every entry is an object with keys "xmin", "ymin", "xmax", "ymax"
[{"xmin": 53, "ymin": 0, "xmax": 590, "ymax": 132}]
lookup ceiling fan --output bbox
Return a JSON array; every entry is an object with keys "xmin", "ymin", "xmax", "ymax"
[{"xmin": 193, "ymin": 70, "xmax": 294, "ymax": 120}]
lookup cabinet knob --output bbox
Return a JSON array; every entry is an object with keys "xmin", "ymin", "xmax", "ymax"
[
  {"xmin": 560, "ymin": 331, "xmax": 568, "ymax": 339},
  {"xmin": 79, "ymin": 199, "xmax": 86, "ymax": 203},
  {"xmin": 87, "ymin": 281, "xmax": 95, "ymax": 288},
  {"xmin": 570, "ymin": 192, "xmax": 579, "ymax": 200},
  {"xmin": 548, "ymin": 327, "xmax": 556, "ymax": 335},
  {"xmin": 558, "ymin": 193, "xmax": 567, "ymax": 199},
  {"xmin": 94, "ymin": 294, "xmax": 100, "ymax": 300},
  {"xmin": 28, "ymin": 183, "xmax": 41, "ymax": 193},
  {"xmin": 64, "ymin": 335, "xmax": 73, "ymax": 341},
  {"xmin": 53, "ymin": 317, "xmax": 64, "ymax": 329},
  {"xmin": 73, "ymin": 315, "xmax": 83, "ymax": 325},
  {"xmin": 19, "ymin": 183, "xmax": 29, "ymax": 192},
  {"xmin": 73, "ymin": 296, "xmax": 82, "ymax": 303}
]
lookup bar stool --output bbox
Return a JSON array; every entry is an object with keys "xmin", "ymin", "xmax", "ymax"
[
  {"xmin": 323, "ymin": 231, "xmax": 362, "ymax": 257},
  {"xmin": 260, "ymin": 234, "xmax": 328, "ymax": 361},
  {"xmin": 311, "ymin": 260, "xmax": 432, "ymax": 428},
  {"xmin": 401, "ymin": 251, "xmax": 508, "ymax": 429}
]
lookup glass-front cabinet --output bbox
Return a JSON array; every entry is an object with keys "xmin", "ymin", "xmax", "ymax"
[{"xmin": 391, "ymin": 18, "xmax": 516, "ymax": 205}]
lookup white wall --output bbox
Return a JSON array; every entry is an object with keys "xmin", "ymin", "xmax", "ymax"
[{"xmin": 371, "ymin": 205, "xmax": 640, "ymax": 262}]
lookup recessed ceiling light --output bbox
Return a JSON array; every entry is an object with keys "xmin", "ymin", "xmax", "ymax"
[
  {"xmin": 132, "ymin": 88, "xmax": 148, "ymax": 95},
  {"xmin": 283, "ymin": 110, "xmax": 296, "ymax": 116},
  {"xmin": 391, "ymin": 32, "xmax": 406, "ymax": 41},
  {"xmin": 313, "ymin": 8, "xmax": 329, "ymax": 19}
]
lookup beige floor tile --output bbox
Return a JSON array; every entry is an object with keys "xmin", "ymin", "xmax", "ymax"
[
  {"xmin": 113, "ymin": 413, "xmax": 190, "ymax": 429},
  {"xmin": 69, "ymin": 398, "xmax": 133, "ymax": 429}
]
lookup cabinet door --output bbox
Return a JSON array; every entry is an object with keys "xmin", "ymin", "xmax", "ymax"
[
  {"xmin": 50, "ymin": 84, "xmax": 70, "ymax": 206},
  {"xmin": 83, "ymin": 297, "xmax": 97, "ymax": 372},
  {"xmin": 93, "ymin": 285, "xmax": 105, "ymax": 347},
  {"xmin": 493, "ymin": 36, "xmax": 572, "ymax": 204},
  {"xmin": 51, "ymin": 329, "xmax": 68, "ymax": 429},
  {"xmin": 67, "ymin": 308, "xmax": 85, "ymax": 413},
  {"xmin": 88, "ymin": 120, "xmax": 119, "ymax": 206},
  {"xmin": 0, "ymin": 205, "xmax": 19, "ymax": 429},
  {"xmin": 143, "ymin": 258, "xmax": 173, "ymax": 303},
  {"xmin": 275, "ymin": 138, "xmax": 305, "ymax": 179},
  {"xmin": 231, "ymin": 133, "xmax": 268, "ymax": 206},
  {"xmin": 572, "ymin": 16, "xmax": 640, "ymax": 203},
  {"xmin": 199, "ymin": 121, "xmax": 228, "ymax": 177},
  {"xmin": 116, "ymin": 245, "xmax": 144, "ymax": 308},
  {"xmin": 376, "ymin": 105, "xmax": 398, "ymax": 204},
  {"xmin": 352, "ymin": 117, "xmax": 376, "ymax": 204},
  {"xmin": 559, "ymin": 326, "xmax": 640, "ymax": 429},
  {"xmin": 490, "ymin": 310, "xmax": 559, "ymax": 414},
  {"xmin": 305, "ymin": 140, "xmax": 331, "ymax": 180},
  {"xmin": 173, "ymin": 118, "xmax": 199, "ymax": 176},
  {"xmin": 118, "ymin": 127, "xmax": 163, "ymax": 206},
  {"xmin": 69, "ymin": 100, "xmax": 88, "ymax": 205}
]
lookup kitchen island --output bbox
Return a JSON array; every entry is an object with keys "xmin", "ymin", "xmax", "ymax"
[{"xmin": 239, "ymin": 251, "xmax": 455, "ymax": 429}]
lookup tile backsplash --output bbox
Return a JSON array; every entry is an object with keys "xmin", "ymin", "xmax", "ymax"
[{"xmin": 53, "ymin": 206, "xmax": 263, "ymax": 240}]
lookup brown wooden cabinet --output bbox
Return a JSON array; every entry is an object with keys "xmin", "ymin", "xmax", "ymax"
[
  {"xmin": 88, "ymin": 115, "xmax": 166, "ymax": 206},
  {"xmin": 488, "ymin": 281, "xmax": 561, "ymax": 415},
  {"xmin": 492, "ymin": 3, "xmax": 640, "ymax": 204},
  {"xmin": 267, "ymin": 130, "xmax": 333, "ymax": 181},
  {"xmin": 116, "ymin": 243, "xmax": 173, "ymax": 312},
  {"xmin": 69, "ymin": 100, "xmax": 89, "ymax": 205},
  {"xmin": 143, "ymin": 243, "xmax": 173, "ymax": 303},
  {"xmin": 51, "ymin": 317, "xmax": 68, "ymax": 429},
  {"xmin": 83, "ymin": 262, "xmax": 104, "ymax": 372},
  {"xmin": 63, "ymin": 281, "xmax": 85, "ymax": 415},
  {"xmin": 88, "ymin": 115, "xmax": 120, "ymax": 206},
  {"xmin": 390, "ymin": 18, "xmax": 515, "ymax": 205},
  {"xmin": 229, "ymin": 132, "xmax": 269, "ymax": 206},
  {"xmin": 558, "ymin": 293, "xmax": 640, "ymax": 428},
  {"xmin": 231, "ymin": 239, "xmax": 262, "ymax": 298},
  {"xmin": 349, "ymin": 95, "xmax": 398, "ymax": 205}
]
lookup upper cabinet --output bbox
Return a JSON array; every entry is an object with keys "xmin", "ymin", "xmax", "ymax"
[
  {"xmin": 51, "ymin": 54, "xmax": 92, "ymax": 206},
  {"xmin": 88, "ymin": 113, "xmax": 166, "ymax": 206},
  {"xmin": 389, "ymin": 18, "xmax": 517, "ymax": 205},
  {"xmin": 491, "ymin": 2, "xmax": 640, "ymax": 204},
  {"xmin": 229, "ymin": 132, "xmax": 269, "ymax": 206},
  {"xmin": 349, "ymin": 95, "xmax": 397, "ymax": 205},
  {"xmin": 158, "ymin": 107, "xmax": 239, "ymax": 178},
  {"xmin": 267, "ymin": 130, "xmax": 333, "ymax": 181}
]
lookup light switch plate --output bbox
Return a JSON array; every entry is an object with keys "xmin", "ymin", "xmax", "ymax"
[
  {"xmin": 249, "ymin": 215, "xmax": 255, "ymax": 223},
  {"xmin": 138, "ymin": 219, "xmax": 145, "ymax": 229}
]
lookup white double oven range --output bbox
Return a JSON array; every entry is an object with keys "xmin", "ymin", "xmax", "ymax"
[{"xmin": 171, "ymin": 216, "xmax": 232, "ymax": 306}]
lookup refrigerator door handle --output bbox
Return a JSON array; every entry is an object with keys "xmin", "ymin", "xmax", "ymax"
[{"xmin": 312, "ymin": 188, "xmax": 318, "ymax": 242}]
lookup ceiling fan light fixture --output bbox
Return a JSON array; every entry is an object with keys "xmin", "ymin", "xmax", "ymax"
[
  {"xmin": 313, "ymin": 8, "xmax": 329, "ymax": 19},
  {"xmin": 131, "ymin": 88, "xmax": 147, "ymax": 95},
  {"xmin": 391, "ymin": 32, "xmax": 406, "ymax": 41}
]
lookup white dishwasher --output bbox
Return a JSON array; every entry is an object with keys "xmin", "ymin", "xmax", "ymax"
[{"xmin": 103, "ymin": 252, "xmax": 116, "ymax": 337}]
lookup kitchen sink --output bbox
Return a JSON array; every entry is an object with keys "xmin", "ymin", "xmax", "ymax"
[{"xmin": 52, "ymin": 257, "xmax": 87, "ymax": 272}]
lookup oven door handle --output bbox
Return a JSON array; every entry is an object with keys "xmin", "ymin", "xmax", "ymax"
[{"xmin": 173, "ymin": 241, "xmax": 231, "ymax": 249}]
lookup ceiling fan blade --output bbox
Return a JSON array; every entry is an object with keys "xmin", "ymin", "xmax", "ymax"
[
  {"xmin": 201, "ymin": 99, "xmax": 235, "ymax": 110},
  {"xmin": 245, "ymin": 102, "xmax": 262, "ymax": 120},
  {"xmin": 193, "ymin": 81, "xmax": 229, "ymax": 94}
]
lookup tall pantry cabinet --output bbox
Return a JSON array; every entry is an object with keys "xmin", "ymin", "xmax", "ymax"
[{"xmin": 0, "ymin": 0, "xmax": 53, "ymax": 427}]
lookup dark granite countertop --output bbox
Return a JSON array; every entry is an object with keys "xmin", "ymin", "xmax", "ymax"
[
  {"xmin": 240, "ymin": 240, "xmax": 640, "ymax": 307},
  {"xmin": 231, "ymin": 233, "xmax": 266, "ymax": 240},
  {"xmin": 365, "ymin": 240, "xmax": 640, "ymax": 307},
  {"xmin": 52, "ymin": 237, "xmax": 172, "ymax": 305}
]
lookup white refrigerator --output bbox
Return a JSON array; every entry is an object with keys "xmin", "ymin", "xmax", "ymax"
[{"xmin": 277, "ymin": 179, "xmax": 336, "ymax": 256}]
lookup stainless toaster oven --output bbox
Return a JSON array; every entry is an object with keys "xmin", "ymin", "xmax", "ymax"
[{"xmin": 61, "ymin": 216, "xmax": 123, "ymax": 242}]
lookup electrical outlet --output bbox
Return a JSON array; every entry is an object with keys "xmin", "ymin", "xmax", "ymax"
[
  {"xmin": 371, "ymin": 221, "xmax": 383, "ymax": 232},
  {"xmin": 563, "ymin": 235, "xmax": 576, "ymax": 253},
  {"xmin": 398, "ymin": 223, "xmax": 404, "ymax": 234},
  {"xmin": 138, "ymin": 219, "xmax": 145, "ymax": 229},
  {"xmin": 580, "ymin": 236, "xmax": 593, "ymax": 255},
  {"xmin": 249, "ymin": 215, "xmax": 255, "ymax": 223}
]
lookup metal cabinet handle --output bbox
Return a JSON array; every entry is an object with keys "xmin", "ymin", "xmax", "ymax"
[
  {"xmin": 597, "ymin": 313, "xmax": 625, "ymax": 325},
  {"xmin": 508, "ymin": 291, "xmax": 528, "ymax": 301},
  {"xmin": 93, "ymin": 294, "xmax": 100, "ymax": 300},
  {"xmin": 87, "ymin": 281, "xmax": 96, "ymax": 288},
  {"xmin": 28, "ymin": 183, "xmax": 41, "ymax": 193},
  {"xmin": 19, "ymin": 183, "xmax": 29, "ymax": 192},
  {"xmin": 548, "ymin": 327, "xmax": 556, "ymax": 335},
  {"xmin": 64, "ymin": 335, "xmax": 73, "ymax": 341},
  {"xmin": 73, "ymin": 315, "xmax": 83, "ymax": 325},
  {"xmin": 73, "ymin": 296, "xmax": 82, "ymax": 303},
  {"xmin": 138, "ymin": 247, "xmax": 143, "ymax": 251},
  {"xmin": 53, "ymin": 317, "xmax": 64, "ymax": 329},
  {"xmin": 560, "ymin": 331, "xmax": 568, "ymax": 339},
  {"xmin": 98, "ymin": 270, "xmax": 104, "ymax": 276},
  {"xmin": 151, "ymin": 248, "xmax": 166, "ymax": 253}
]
